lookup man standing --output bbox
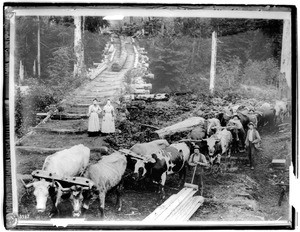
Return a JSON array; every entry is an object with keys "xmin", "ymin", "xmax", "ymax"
[
  {"xmin": 227, "ymin": 114, "xmax": 246, "ymax": 152},
  {"xmin": 188, "ymin": 146, "xmax": 209, "ymax": 195},
  {"xmin": 245, "ymin": 122, "xmax": 261, "ymax": 170}
]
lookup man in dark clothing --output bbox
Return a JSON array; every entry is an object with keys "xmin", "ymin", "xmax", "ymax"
[{"xmin": 245, "ymin": 122, "xmax": 261, "ymax": 170}]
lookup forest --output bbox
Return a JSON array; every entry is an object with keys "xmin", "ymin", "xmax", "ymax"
[{"xmin": 4, "ymin": 14, "xmax": 286, "ymax": 137}]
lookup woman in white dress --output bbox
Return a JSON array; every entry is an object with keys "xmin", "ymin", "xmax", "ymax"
[
  {"xmin": 87, "ymin": 98, "xmax": 101, "ymax": 137},
  {"xmin": 101, "ymin": 99, "xmax": 115, "ymax": 134}
]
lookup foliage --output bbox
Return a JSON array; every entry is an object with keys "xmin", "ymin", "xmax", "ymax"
[
  {"xmin": 242, "ymin": 58, "xmax": 280, "ymax": 86},
  {"xmin": 215, "ymin": 56, "xmax": 242, "ymax": 90},
  {"xmin": 15, "ymin": 79, "xmax": 57, "ymax": 137}
]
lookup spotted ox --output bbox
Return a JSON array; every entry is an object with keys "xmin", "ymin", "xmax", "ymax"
[
  {"xmin": 131, "ymin": 142, "xmax": 190, "ymax": 199},
  {"xmin": 203, "ymin": 129, "xmax": 232, "ymax": 165},
  {"xmin": 128, "ymin": 140, "xmax": 170, "ymax": 181},
  {"xmin": 79, "ymin": 152, "xmax": 127, "ymax": 218},
  {"xmin": 21, "ymin": 144, "xmax": 90, "ymax": 216}
]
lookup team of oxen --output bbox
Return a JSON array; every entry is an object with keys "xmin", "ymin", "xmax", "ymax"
[{"xmin": 20, "ymin": 99, "xmax": 290, "ymax": 218}]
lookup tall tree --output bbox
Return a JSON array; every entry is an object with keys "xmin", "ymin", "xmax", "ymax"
[{"xmin": 74, "ymin": 16, "xmax": 84, "ymax": 77}]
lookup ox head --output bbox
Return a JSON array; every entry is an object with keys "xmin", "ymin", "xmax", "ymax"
[
  {"xmin": 56, "ymin": 181, "xmax": 96, "ymax": 217},
  {"xmin": 131, "ymin": 157, "xmax": 156, "ymax": 181},
  {"xmin": 203, "ymin": 137, "xmax": 221, "ymax": 157},
  {"xmin": 21, "ymin": 178, "xmax": 55, "ymax": 213}
]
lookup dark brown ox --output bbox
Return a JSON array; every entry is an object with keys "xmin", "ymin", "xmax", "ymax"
[{"xmin": 69, "ymin": 152, "xmax": 127, "ymax": 218}]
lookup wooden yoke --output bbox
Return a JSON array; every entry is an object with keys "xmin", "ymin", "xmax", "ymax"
[{"xmin": 31, "ymin": 170, "xmax": 94, "ymax": 187}]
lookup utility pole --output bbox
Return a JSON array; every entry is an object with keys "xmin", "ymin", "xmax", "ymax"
[
  {"xmin": 209, "ymin": 31, "xmax": 217, "ymax": 94},
  {"xmin": 37, "ymin": 16, "xmax": 41, "ymax": 78},
  {"xmin": 280, "ymin": 19, "xmax": 291, "ymax": 98}
]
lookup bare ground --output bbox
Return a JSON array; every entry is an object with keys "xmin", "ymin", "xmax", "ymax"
[{"xmin": 16, "ymin": 124, "xmax": 291, "ymax": 222}]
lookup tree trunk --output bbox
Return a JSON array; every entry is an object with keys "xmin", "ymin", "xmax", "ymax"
[
  {"xmin": 74, "ymin": 16, "xmax": 84, "ymax": 77},
  {"xmin": 280, "ymin": 19, "xmax": 291, "ymax": 89},
  {"xmin": 209, "ymin": 31, "xmax": 217, "ymax": 94},
  {"xmin": 37, "ymin": 16, "xmax": 41, "ymax": 78}
]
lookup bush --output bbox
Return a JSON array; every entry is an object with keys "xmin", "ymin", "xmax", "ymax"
[
  {"xmin": 15, "ymin": 79, "xmax": 57, "ymax": 137},
  {"xmin": 216, "ymin": 56, "xmax": 242, "ymax": 90},
  {"xmin": 242, "ymin": 58, "xmax": 280, "ymax": 87}
]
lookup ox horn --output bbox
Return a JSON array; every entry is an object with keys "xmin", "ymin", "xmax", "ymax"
[
  {"xmin": 146, "ymin": 157, "xmax": 156, "ymax": 163},
  {"xmin": 55, "ymin": 181, "xmax": 71, "ymax": 192},
  {"xmin": 20, "ymin": 178, "xmax": 35, "ymax": 189}
]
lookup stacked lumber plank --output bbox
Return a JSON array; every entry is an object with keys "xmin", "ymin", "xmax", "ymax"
[
  {"xmin": 272, "ymin": 159, "xmax": 286, "ymax": 169},
  {"xmin": 143, "ymin": 187, "xmax": 204, "ymax": 222}
]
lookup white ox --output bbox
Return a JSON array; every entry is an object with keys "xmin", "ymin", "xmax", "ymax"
[
  {"xmin": 81, "ymin": 151, "xmax": 127, "ymax": 218},
  {"xmin": 203, "ymin": 129, "xmax": 232, "ymax": 164},
  {"xmin": 22, "ymin": 144, "xmax": 90, "ymax": 214},
  {"xmin": 207, "ymin": 118, "xmax": 221, "ymax": 136},
  {"xmin": 274, "ymin": 100, "xmax": 289, "ymax": 123}
]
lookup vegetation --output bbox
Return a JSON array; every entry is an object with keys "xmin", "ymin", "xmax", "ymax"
[
  {"xmin": 136, "ymin": 18, "xmax": 284, "ymax": 96},
  {"xmin": 9, "ymin": 15, "xmax": 110, "ymax": 137},
  {"xmin": 7, "ymin": 14, "xmax": 286, "ymax": 137}
]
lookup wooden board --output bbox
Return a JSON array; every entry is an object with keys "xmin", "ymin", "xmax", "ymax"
[
  {"xmin": 143, "ymin": 187, "xmax": 196, "ymax": 222},
  {"xmin": 157, "ymin": 189, "xmax": 197, "ymax": 222}
]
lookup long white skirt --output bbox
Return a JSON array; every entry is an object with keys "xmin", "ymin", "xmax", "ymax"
[
  {"xmin": 101, "ymin": 113, "xmax": 115, "ymax": 133},
  {"xmin": 88, "ymin": 112, "xmax": 100, "ymax": 132}
]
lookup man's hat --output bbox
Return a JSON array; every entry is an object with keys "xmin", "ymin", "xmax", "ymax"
[
  {"xmin": 194, "ymin": 145, "xmax": 200, "ymax": 149},
  {"xmin": 248, "ymin": 122, "xmax": 255, "ymax": 127},
  {"xmin": 232, "ymin": 114, "xmax": 240, "ymax": 120}
]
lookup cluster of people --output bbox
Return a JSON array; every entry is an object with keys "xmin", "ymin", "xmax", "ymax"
[{"xmin": 87, "ymin": 98, "xmax": 115, "ymax": 136}]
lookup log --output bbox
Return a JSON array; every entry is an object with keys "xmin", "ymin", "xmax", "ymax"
[
  {"xmin": 16, "ymin": 146, "xmax": 108, "ymax": 155},
  {"xmin": 139, "ymin": 123, "xmax": 160, "ymax": 130},
  {"xmin": 132, "ymin": 89, "xmax": 151, "ymax": 94},
  {"xmin": 130, "ymin": 83, "xmax": 152, "ymax": 90},
  {"xmin": 33, "ymin": 127, "xmax": 87, "ymax": 134},
  {"xmin": 155, "ymin": 117, "xmax": 205, "ymax": 138},
  {"xmin": 37, "ymin": 113, "xmax": 88, "ymax": 120},
  {"xmin": 133, "ymin": 93, "xmax": 169, "ymax": 102}
]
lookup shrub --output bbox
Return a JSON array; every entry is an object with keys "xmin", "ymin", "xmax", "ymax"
[
  {"xmin": 15, "ymin": 79, "xmax": 57, "ymax": 137},
  {"xmin": 242, "ymin": 58, "xmax": 280, "ymax": 87},
  {"xmin": 216, "ymin": 56, "xmax": 242, "ymax": 90}
]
